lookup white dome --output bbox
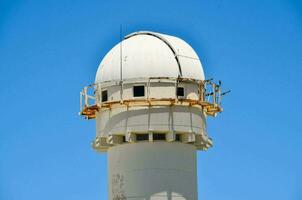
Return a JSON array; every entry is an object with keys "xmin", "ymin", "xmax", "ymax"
[{"xmin": 95, "ymin": 31, "xmax": 205, "ymax": 83}]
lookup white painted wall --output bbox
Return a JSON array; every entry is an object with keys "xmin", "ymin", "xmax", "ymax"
[
  {"xmin": 96, "ymin": 105, "xmax": 206, "ymax": 137},
  {"xmin": 96, "ymin": 81, "xmax": 200, "ymax": 102},
  {"xmin": 95, "ymin": 80, "xmax": 207, "ymax": 138},
  {"xmin": 108, "ymin": 142, "xmax": 197, "ymax": 200}
]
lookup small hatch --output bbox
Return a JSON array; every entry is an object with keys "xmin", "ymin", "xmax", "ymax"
[
  {"xmin": 133, "ymin": 85, "xmax": 145, "ymax": 97},
  {"xmin": 102, "ymin": 90, "xmax": 108, "ymax": 102}
]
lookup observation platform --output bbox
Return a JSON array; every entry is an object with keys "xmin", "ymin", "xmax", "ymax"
[{"xmin": 79, "ymin": 77, "xmax": 225, "ymax": 119}]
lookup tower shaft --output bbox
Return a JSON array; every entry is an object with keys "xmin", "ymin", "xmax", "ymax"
[{"xmin": 108, "ymin": 142, "xmax": 197, "ymax": 200}]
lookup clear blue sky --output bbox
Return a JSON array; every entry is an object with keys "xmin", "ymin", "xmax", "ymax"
[{"xmin": 1, "ymin": 0, "xmax": 301, "ymax": 199}]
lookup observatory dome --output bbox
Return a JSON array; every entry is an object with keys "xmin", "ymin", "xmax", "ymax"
[{"xmin": 95, "ymin": 31, "xmax": 205, "ymax": 83}]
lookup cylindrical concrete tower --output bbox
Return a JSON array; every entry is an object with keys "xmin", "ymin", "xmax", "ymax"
[{"xmin": 80, "ymin": 31, "xmax": 225, "ymax": 200}]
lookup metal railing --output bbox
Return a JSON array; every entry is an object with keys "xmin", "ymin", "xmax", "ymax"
[{"xmin": 79, "ymin": 77, "xmax": 228, "ymax": 119}]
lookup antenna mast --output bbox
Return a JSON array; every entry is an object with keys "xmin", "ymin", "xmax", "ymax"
[{"xmin": 120, "ymin": 25, "xmax": 123, "ymax": 101}]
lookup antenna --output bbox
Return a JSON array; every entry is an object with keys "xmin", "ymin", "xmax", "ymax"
[
  {"xmin": 221, "ymin": 90, "xmax": 231, "ymax": 96},
  {"xmin": 120, "ymin": 25, "xmax": 123, "ymax": 101},
  {"xmin": 120, "ymin": 25, "xmax": 123, "ymax": 82}
]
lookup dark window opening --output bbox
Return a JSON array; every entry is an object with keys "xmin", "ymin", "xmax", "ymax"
[
  {"xmin": 153, "ymin": 133, "xmax": 166, "ymax": 141},
  {"xmin": 136, "ymin": 134, "xmax": 149, "ymax": 141},
  {"xmin": 133, "ymin": 85, "xmax": 145, "ymax": 97},
  {"xmin": 175, "ymin": 134, "xmax": 181, "ymax": 141},
  {"xmin": 102, "ymin": 90, "xmax": 108, "ymax": 102},
  {"xmin": 177, "ymin": 87, "xmax": 184, "ymax": 97},
  {"xmin": 122, "ymin": 136, "xmax": 126, "ymax": 142}
]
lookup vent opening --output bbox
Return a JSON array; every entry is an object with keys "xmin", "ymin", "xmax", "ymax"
[
  {"xmin": 153, "ymin": 133, "xmax": 166, "ymax": 141},
  {"xmin": 136, "ymin": 134, "xmax": 149, "ymax": 141}
]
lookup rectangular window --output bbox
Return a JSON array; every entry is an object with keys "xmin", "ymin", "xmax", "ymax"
[
  {"xmin": 153, "ymin": 133, "xmax": 166, "ymax": 141},
  {"xmin": 177, "ymin": 87, "xmax": 184, "ymax": 97},
  {"xmin": 133, "ymin": 85, "xmax": 145, "ymax": 97},
  {"xmin": 136, "ymin": 134, "xmax": 149, "ymax": 141},
  {"xmin": 175, "ymin": 134, "xmax": 181, "ymax": 142},
  {"xmin": 102, "ymin": 90, "xmax": 108, "ymax": 102}
]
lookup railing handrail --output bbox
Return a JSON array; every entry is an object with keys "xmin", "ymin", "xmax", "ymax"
[{"xmin": 80, "ymin": 77, "xmax": 226, "ymax": 118}]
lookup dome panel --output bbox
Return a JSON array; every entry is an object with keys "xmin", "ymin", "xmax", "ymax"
[
  {"xmin": 121, "ymin": 35, "xmax": 179, "ymax": 80},
  {"xmin": 157, "ymin": 33, "xmax": 205, "ymax": 80},
  {"xmin": 95, "ymin": 31, "xmax": 205, "ymax": 83}
]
